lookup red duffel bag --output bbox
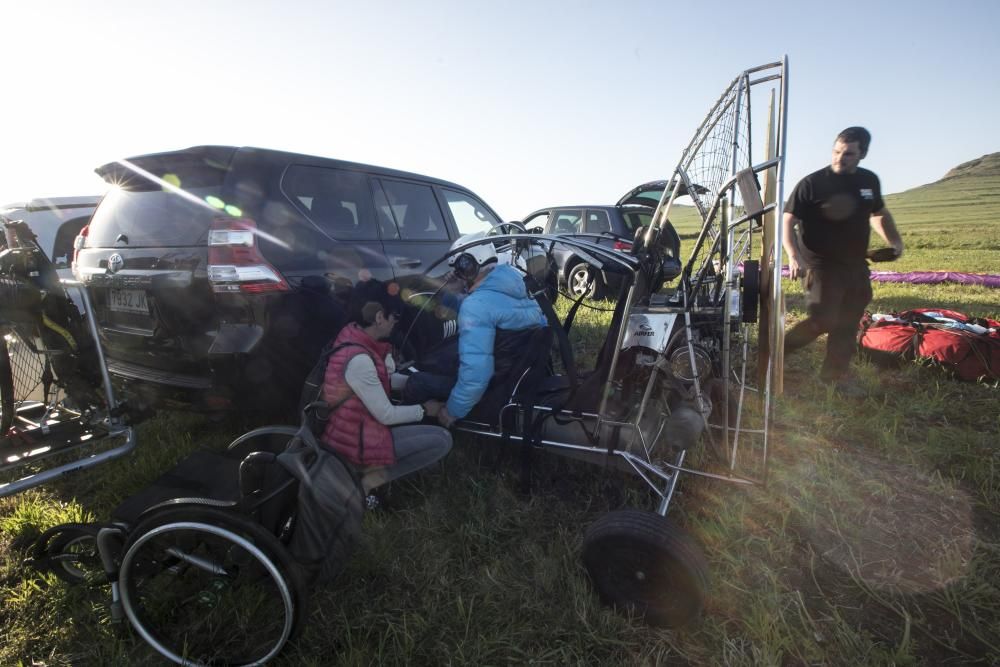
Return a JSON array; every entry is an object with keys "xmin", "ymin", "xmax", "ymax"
[{"xmin": 858, "ymin": 308, "xmax": 1000, "ymax": 381}]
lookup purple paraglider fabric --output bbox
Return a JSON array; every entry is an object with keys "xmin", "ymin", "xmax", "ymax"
[
  {"xmin": 868, "ymin": 271, "xmax": 1000, "ymax": 288},
  {"xmin": 762, "ymin": 264, "xmax": 1000, "ymax": 288}
]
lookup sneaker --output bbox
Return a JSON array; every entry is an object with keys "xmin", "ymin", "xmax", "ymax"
[{"xmin": 365, "ymin": 493, "xmax": 381, "ymax": 511}]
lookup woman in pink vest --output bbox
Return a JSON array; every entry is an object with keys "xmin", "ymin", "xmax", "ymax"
[{"xmin": 322, "ymin": 279, "xmax": 451, "ymax": 493}]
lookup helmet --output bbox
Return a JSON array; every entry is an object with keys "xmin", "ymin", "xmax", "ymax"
[{"xmin": 448, "ymin": 232, "xmax": 498, "ymax": 282}]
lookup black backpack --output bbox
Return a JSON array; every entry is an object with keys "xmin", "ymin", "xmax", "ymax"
[
  {"xmin": 298, "ymin": 341, "xmax": 365, "ymax": 435},
  {"xmin": 288, "ymin": 339, "xmax": 370, "ymax": 582},
  {"xmin": 278, "ymin": 422, "xmax": 364, "ymax": 583}
]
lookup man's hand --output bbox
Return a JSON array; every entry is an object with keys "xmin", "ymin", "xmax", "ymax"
[
  {"xmin": 422, "ymin": 399, "xmax": 443, "ymax": 418},
  {"xmin": 787, "ymin": 255, "xmax": 802, "ymax": 280},
  {"xmin": 781, "ymin": 212, "xmax": 804, "ymax": 281},
  {"xmin": 437, "ymin": 405, "xmax": 456, "ymax": 428},
  {"xmin": 866, "ymin": 247, "xmax": 900, "ymax": 263},
  {"xmin": 870, "ymin": 207, "xmax": 903, "ymax": 261}
]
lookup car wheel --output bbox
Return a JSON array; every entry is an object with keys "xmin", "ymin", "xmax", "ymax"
[{"xmin": 567, "ymin": 263, "xmax": 604, "ymax": 300}]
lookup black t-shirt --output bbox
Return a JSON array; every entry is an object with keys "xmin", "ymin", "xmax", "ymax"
[{"xmin": 785, "ymin": 166, "xmax": 884, "ymax": 268}]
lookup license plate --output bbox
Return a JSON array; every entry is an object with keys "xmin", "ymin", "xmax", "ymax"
[{"xmin": 108, "ymin": 288, "xmax": 150, "ymax": 314}]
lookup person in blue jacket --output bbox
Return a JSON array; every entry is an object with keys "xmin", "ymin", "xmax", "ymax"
[{"xmin": 403, "ymin": 233, "xmax": 547, "ymax": 427}]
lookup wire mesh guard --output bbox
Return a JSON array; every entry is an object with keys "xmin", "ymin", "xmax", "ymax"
[
  {"xmin": 6, "ymin": 332, "xmax": 51, "ymax": 411},
  {"xmin": 680, "ymin": 79, "xmax": 754, "ymax": 225},
  {"xmin": 653, "ymin": 59, "xmax": 788, "ymax": 483}
]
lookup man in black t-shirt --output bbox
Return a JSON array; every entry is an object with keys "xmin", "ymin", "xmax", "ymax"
[{"xmin": 782, "ymin": 127, "xmax": 904, "ymax": 387}]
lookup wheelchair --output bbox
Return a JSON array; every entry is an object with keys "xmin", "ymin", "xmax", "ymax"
[{"xmin": 29, "ymin": 419, "xmax": 364, "ymax": 666}]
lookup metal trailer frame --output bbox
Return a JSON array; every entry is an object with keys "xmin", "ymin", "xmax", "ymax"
[{"xmin": 0, "ymin": 279, "xmax": 136, "ymax": 498}]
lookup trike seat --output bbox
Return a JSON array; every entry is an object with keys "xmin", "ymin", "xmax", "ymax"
[{"xmin": 462, "ymin": 326, "xmax": 557, "ymax": 427}]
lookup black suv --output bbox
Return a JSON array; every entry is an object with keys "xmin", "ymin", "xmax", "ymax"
[
  {"xmin": 521, "ymin": 181, "xmax": 681, "ymax": 299},
  {"xmin": 74, "ymin": 146, "xmax": 506, "ymax": 414}
]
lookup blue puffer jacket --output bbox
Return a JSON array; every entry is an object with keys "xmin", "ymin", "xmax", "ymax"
[{"xmin": 446, "ymin": 264, "xmax": 547, "ymax": 419}]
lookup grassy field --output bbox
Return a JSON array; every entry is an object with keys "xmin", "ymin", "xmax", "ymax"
[{"xmin": 1, "ymin": 158, "xmax": 998, "ymax": 665}]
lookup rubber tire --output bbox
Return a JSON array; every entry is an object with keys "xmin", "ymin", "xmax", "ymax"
[
  {"xmin": 582, "ymin": 509, "xmax": 708, "ymax": 627},
  {"xmin": 741, "ymin": 260, "xmax": 760, "ymax": 324},
  {"xmin": 567, "ymin": 262, "xmax": 604, "ymax": 300},
  {"xmin": 118, "ymin": 504, "xmax": 306, "ymax": 666},
  {"xmin": 0, "ymin": 336, "xmax": 13, "ymax": 434},
  {"xmin": 46, "ymin": 524, "xmax": 105, "ymax": 586}
]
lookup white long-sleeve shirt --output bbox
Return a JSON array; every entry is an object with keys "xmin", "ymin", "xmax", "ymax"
[{"xmin": 344, "ymin": 353, "xmax": 424, "ymax": 425}]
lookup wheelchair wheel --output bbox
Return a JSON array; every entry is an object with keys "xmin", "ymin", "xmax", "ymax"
[
  {"xmin": 118, "ymin": 504, "xmax": 306, "ymax": 666},
  {"xmin": 44, "ymin": 524, "xmax": 106, "ymax": 586}
]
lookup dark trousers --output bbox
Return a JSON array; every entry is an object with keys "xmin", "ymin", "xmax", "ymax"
[
  {"xmin": 358, "ymin": 425, "xmax": 452, "ymax": 493},
  {"xmin": 402, "ymin": 335, "xmax": 459, "ymax": 404},
  {"xmin": 402, "ymin": 371, "xmax": 456, "ymax": 404},
  {"xmin": 784, "ymin": 265, "xmax": 872, "ymax": 382}
]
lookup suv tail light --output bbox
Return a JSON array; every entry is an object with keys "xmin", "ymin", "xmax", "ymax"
[
  {"xmin": 71, "ymin": 224, "xmax": 89, "ymax": 269},
  {"xmin": 613, "ymin": 240, "xmax": 633, "ymax": 251},
  {"xmin": 207, "ymin": 217, "xmax": 289, "ymax": 293}
]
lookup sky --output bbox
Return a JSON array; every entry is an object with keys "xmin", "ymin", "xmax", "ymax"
[{"xmin": 2, "ymin": 0, "xmax": 998, "ymax": 221}]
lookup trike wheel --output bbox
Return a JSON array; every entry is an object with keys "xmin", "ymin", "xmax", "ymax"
[
  {"xmin": 582, "ymin": 509, "xmax": 707, "ymax": 627},
  {"xmin": 119, "ymin": 505, "xmax": 305, "ymax": 666},
  {"xmin": 567, "ymin": 262, "xmax": 604, "ymax": 300}
]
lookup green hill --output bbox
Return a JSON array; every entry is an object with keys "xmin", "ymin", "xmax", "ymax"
[
  {"xmin": 882, "ymin": 152, "xmax": 1000, "ymax": 272},
  {"xmin": 666, "ymin": 203, "xmax": 703, "ymax": 235},
  {"xmin": 941, "ymin": 152, "xmax": 1000, "ymax": 180},
  {"xmin": 886, "ymin": 152, "xmax": 1000, "ymax": 230}
]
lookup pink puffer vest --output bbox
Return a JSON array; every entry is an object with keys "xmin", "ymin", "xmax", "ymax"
[{"xmin": 320, "ymin": 323, "xmax": 395, "ymax": 466}]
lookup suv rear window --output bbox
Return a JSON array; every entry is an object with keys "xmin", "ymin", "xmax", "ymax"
[
  {"xmin": 620, "ymin": 209, "xmax": 653, "ymax": 233},
  {"xmin": 91, "ymin": 153, "xmax": 230, "ymax": 247},
  {"xmin": 88, "ymin": 186, "xmax": 222, "ymax": 246}
]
